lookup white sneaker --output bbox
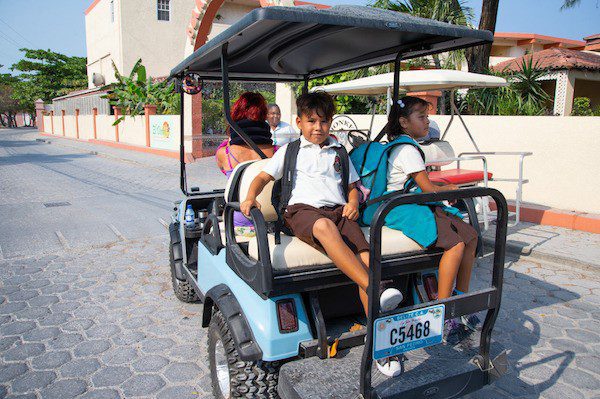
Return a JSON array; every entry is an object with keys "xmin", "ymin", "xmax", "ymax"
[
  {"xmin": 380, "ymin": 288, "xmax": 403, "ymax": 312},
  {"xmin": 376, "ymin": 356, "xmax": 403, "ymax": 377}
]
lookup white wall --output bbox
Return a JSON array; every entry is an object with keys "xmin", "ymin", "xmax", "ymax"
[
  {"xmin": 63, "ymin": 116, "xmax": 77, "ymax": 138},
  {"xmin": 96, "ymin": 115, "xmax": 116, "ymax": 141},
  {"xmin": 78, "ymin": 116, "xmax": 95, "ymax": 140},
  {"xmin": 343, "ymin": 114, "xmax": 600, "ymax": 214},
  {"xmin": 117, "ymin": 116, "xmax": 145, "ymax": 146}
]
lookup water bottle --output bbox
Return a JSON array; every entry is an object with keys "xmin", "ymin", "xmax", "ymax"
[{"xmin": 185, "ymin": 204, "xmax": 196, "ymax": 228}]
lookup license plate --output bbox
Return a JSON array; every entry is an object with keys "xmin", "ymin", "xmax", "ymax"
[{"xmin": 373, "ymin": 304, "xmax": 445, "ymax": 360}]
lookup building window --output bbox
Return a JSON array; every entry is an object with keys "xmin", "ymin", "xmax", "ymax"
[
  {"xmin": 157, "ymin": 0, "xmax": 170, "ymax": 21},
  {"xmin": 110, "ymin": 0, "xmax": 114, "ymax": 22}
]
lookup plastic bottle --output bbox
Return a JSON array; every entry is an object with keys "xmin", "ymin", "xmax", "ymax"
[{"xmin": 185, "ymin": 204, "xmax": 196, "ymax": 228}]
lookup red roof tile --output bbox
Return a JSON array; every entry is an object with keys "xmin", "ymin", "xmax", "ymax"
[{"xmin": 492, "ymin": 48, "xmax": 600, "ymax": 72}]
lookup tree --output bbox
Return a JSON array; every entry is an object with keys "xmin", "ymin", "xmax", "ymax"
[
  {"xmin": 371, "ymin": 0, "xmax": 473, "ymax": 112},
  {"xmin": 463, "ymin": 0, "xmax": 500, "ymax": 73},
  {"xmin": 10, "ymin": 48, "xmax": 87, "ymax": 102},
  {"xmin": 0, "ymin": 85, "xmax": 21, "ymax": 127},
  {"xmin": 0, "ymin": 66, "xmax": 21, "ymax": 127}
]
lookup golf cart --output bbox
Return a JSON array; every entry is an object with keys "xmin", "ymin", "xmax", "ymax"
[{"xmin": 168, "ymin": 5, "xmax": 509, "ymax": 398}]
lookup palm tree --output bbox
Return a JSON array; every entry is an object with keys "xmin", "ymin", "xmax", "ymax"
[
  {"xmin": 371, "ymin": 0, "xmax": 474, "ymax": 112},
  {"xmin": 561, "ymin": 0, "xmax": 582, "ymax": 10},
  {"xmin": 465, "ymin": 0, "xmax": 499, "ymax": 73}
]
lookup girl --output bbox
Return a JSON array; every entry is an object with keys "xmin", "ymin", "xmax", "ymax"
[{"xmin": 385, "ymin": 96, "xmax": 479, "ymax": 342}]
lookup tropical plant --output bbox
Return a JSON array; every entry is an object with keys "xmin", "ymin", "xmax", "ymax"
[
  {"xmin": 507, "ymin": 57, "xmax": 551, "ymax": 108},
  {"xmin": 460, "ymin": 60, "xmax": 552, "ymax": 116},
  {"xmin": 103, "ymin": 59, "xmax": 180, "ymax": 125}
]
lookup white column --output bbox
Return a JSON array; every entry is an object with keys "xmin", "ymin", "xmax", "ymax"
[
  {"xmin": 275, "ymin": 83, "xmax": 297, "ymax": 126},
  {"xmin": 554, "ymin": 70, "xmax": 576, "ymax": 116}
]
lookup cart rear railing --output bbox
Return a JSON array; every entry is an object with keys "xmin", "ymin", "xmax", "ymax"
[{"xmin": 360, "ymin": 186, "xmax": 508, "ymax": 398}]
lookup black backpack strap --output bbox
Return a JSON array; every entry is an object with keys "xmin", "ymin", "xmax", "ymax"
[
  {"xmin": 272, "ymin": 139, "xmax": 301, "ymax": 244},
  {"xmin": 333, "ymin": 145, "xmax": 350, "ymax": 201}
]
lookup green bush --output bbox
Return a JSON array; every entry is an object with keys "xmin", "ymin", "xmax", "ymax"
[{"xmin": 572, "ymin": 97, "xmax": 594, "ymax": 116}]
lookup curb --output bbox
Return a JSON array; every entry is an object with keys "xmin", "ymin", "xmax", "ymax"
[{"xmin": 482, "ymin": 236, "xmax": 598, "ymax": 273}]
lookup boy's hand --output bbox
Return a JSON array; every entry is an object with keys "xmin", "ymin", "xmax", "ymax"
[
  {"xmin": 241, "ymin": 199, "xmax": 260, "ymax": 217},
  {"xmin": 444, "ymin": 183, "xmax": 460, "ymax": 191},
  {"xmin": 342, "ymin": 201, "xmax": 359, "ymax": 221}
]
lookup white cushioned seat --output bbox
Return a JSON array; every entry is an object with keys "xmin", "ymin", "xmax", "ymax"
[
  {"xmin": 248, "ymin": 227, "xmax": 422, "ymax": 275},
  {"xmin": 225, "ymin": 159, "xmax": 424, "ymax": 274}
]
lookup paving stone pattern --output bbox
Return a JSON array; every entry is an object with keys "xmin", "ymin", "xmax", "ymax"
[
  {"xmin": 0, "ymin": 237, "xmax": 211, "ymax": 398},
  {"xmin": 1, "ymin": 240, "xmax": 598, "ymax": 398}
]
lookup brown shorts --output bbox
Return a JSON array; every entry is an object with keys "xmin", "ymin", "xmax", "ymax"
[
  {"xmin": 284, "ymin": 203, "xmax": 369, "ymax": 255},
  {"xmin": 433, "ymin": 207, "xmax": 478, "ymax": 251}
]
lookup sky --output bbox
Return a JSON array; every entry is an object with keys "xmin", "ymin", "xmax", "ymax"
[{"xmin": 0, "ymin": 0, "xmax": 598, "ymax": 74}]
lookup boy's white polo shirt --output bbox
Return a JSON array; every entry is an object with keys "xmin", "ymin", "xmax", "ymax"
[{"xmin": 262, "ymin": 136, "xmax": 359, "ymax": 209}]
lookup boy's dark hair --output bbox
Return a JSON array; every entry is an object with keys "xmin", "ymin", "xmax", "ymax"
[
  {"xmin": 387, "ymin": 96, "xmax": 431, "ymax": 141},
  {"xmin": 296, "ymin": 91, "xmax": 336, "ymax": 120}
]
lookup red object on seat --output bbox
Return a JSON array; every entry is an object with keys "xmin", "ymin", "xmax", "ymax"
[{"xmin": 429, "ymin": 169, "xmax": 493, "ymax": 185}]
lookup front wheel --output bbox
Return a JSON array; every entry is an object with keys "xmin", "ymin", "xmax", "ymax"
[{"xmin": 208, "ymin": 308, "xmax": 280, "ymax": 398}]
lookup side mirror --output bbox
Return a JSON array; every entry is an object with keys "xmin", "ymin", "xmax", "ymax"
[{"xmin": 182, "ymin": 73, "xmax": 203, "ymax": 95}]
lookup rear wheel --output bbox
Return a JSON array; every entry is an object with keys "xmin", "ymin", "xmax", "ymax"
[
  {"xmin": 208, "ymin": 308, "xmax": 280, "ymax": 398},
  {"xmin": 169, "ymin": 241, "xmax": 199, "ymax": 303}
]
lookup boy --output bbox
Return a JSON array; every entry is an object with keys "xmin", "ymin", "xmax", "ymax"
[{"xmin": 241, "ymin": 92, "xmax": 403, "ymax": 377}]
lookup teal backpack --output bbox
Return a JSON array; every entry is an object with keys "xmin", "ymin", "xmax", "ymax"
[{"xmin": 350, "ymin": 135, "xmax": 461, "ymax": 248}]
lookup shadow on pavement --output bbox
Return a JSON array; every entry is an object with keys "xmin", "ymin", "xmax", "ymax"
[
  {"xmin": 0, "ymin": 152, "xmax": 92, "ymax": 166},
  {"xmin": 467, "ymin": 253, "xmax": 581, "ymax": 397}
]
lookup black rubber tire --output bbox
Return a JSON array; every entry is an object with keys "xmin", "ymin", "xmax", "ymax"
[
  {"xmin": 169, "ymin": 242, "xmax": 199, "ymax": 303},
  {"xmin": 208, "ymin": 308, "xmax": 280, "ymax": 399}
]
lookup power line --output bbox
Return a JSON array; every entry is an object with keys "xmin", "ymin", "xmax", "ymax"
[
  {"xmin": 0, "ymin": 17, "xmax": 35, "ymax": 47},
  {"xmin": 0, "ymin": 29, "xmax": 22, "ymax": 49}
]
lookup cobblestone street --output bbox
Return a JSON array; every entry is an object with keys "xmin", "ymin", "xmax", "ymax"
[{"xmin": 1, "ymin": 128, "xmax": 599, "ymax": 398}]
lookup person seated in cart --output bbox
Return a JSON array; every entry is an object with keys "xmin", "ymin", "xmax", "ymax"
[
  {"xmin": 216, "ymin": 92, "xmax": 274, "ymax": 236},
  {"xmin": 241, "ymin": 91, "xmax": 405, "ymax": 377},
  {"xmin": 266, "ymin": 103, "xmax": 298, "ymax": 149},
  {"xmin": 383, "ymin": 96, "xmax": 480, "ymax": 341}
]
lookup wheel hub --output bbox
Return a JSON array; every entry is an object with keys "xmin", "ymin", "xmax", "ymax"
[{"xmin": 215, "ymin": 339, "xmax": 231, "ymax": 398}]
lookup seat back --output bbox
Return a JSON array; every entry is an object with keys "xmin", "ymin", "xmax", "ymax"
[
  {"xmin": 224, "ymin": 159, "xmax": 278, "ymax": 222},
  {"xmin": 420, "ymin": 140, "xmax": 455, "ymax": 167}
]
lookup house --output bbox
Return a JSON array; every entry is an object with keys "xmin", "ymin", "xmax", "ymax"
[
  {"xmin": 85, "ymin": 0, "xmax": 197, "ymax": 89},
  {"xmin": 489, "ymin": 33, "xmax": 585, "ymax": 67},
  {"xmin": 492, "ymin": 48, "xmax": 600, "ymax": 115}
]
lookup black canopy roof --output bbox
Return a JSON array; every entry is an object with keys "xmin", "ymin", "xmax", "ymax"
[{"xmin": 170, "ymin": 5, "xmax": 492, "ymax": 82}]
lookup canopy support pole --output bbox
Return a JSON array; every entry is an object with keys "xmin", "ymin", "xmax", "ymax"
[
  {"xmin": 373, "ymin": 52, "xmax": 403, "ymax": 143},
  {"xmin": 441, "ymin": 90, "xmax": 480, "ymax": 152},
  {"xmin": 386, "ymin": 86, "xmax": 391, "ymax": 115},
  {"xmin": 302, "ymin": 75, "xmax": 309, "ymax": 95},
  {"xmin": 179, "ymin": 87, "xmax": 188, "ymax": 195},
  {"xmin": 221, "ymin": 44, "xmax": 267, "ymax": 159}
]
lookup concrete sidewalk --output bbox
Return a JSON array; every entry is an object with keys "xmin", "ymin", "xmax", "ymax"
[{"xmin": 482, "ymin": 220, "xmax": 600, "ymax": 272}]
